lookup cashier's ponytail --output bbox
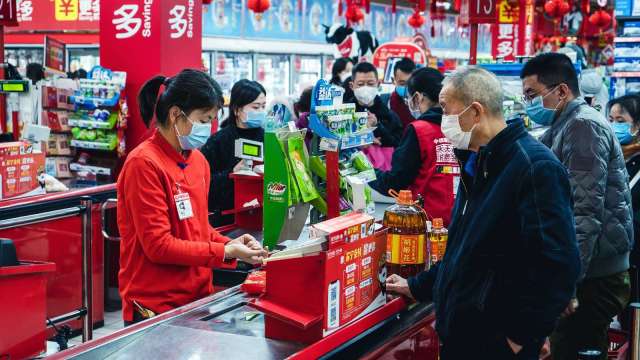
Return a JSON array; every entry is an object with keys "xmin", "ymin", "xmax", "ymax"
[{"xmin": 138, "ymin": 69, "xmax": 224, "ymax": 128}]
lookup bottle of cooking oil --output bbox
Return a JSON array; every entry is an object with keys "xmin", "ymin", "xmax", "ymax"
[
  {"xmin": 383, "ymin": 190, "xmax": 428, "ymax": 278},
  {"xmin": 429, "ymin": 218, "xmax": 448, "ymax": 266}
]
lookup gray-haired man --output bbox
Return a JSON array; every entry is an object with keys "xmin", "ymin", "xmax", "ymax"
[{"xmin": 386, "ymin": 67, "xmax": 580, "ymax": 359}]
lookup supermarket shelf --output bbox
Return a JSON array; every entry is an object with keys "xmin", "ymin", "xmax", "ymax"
[
  {"xmin": 70, "ymin": 139, "xmax": 116, "ymax": 151},
  {"xmin": 69, "ymin": 163, "xmax": 112, "ymax": 176},
  {"xmin": 617, "ymin": 16, "xmax": 640, "ymax": 22},
  {"xmin": 68, "ymin": 118, "xmax": 116, "ymax": 130},
  {"xmin": 615, "ymin": 37, "xmax": 640, "ymax": 43},
  {"xmin": 612, "ymin": 72, "xmax": 640, "ymax": 78}
]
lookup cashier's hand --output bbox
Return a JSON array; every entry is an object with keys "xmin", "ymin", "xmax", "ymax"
[
  {"xmin": 230, "ymin": 234, "xmax": 263, "ymax": 251},
  {"xmin": 224, "ymin": 242, "xmax": 267, "ymax": 265},
  {"xmin": 385, "ymin": 274, "xmax": 415, "ymax": 301}
]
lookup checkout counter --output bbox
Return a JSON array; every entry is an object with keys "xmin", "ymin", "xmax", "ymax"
[
  {"xmin": 0, "ymin": 184, "xmax": 117, "ymax": 341},
  {"xmin": 45, "ymin": 287, "xmax": 438, "ymax": 359}
]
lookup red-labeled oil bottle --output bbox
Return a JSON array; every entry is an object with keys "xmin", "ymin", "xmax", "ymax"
[
  {"xmin": 429, "ymin": 218, "xmax": 448, "ymax": 266},
  {"xmin": 383, "ymin": 190, "xmax": 428, "ymax": 278}
]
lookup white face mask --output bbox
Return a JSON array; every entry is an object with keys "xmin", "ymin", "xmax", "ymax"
[
  {"xmin": 339, "ymin": 72, "xmax": 350, "ymax": 83},
  {"xmin": 441, "ymin": 105, "xmax": 474, "ymax": 150},
  {"xmin": 354, "ymin": 86, "xmax": 378, "ymax": 106}
]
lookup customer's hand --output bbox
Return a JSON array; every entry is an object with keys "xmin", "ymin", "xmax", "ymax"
[
  {"xmin": 233, "ymin": 160, "xmax": 245, "ymax": 173},
  {"xmin": 224, "ymin": 243, "xmax": 268, "ymax": 265},
  {"xmin": 561, "ymin": 298, "xmax": 579, "ymax": 317},
  {"xmin": 367, "ymin": 112, "xmax": 378, "ymax": 128},
  {"xmin": 373, "ymin": 137, "xmax": 382, "ymax": 146},
  {"xmin": 506, "ymin": 338, "xmax": 523, "ymax": 354},
  {"xmin": 386, "ymin": 274, "xmax": 415, "ymax": 300},
  {"xmin": 231, "ymin": 234, "xmax": 262, "ymax": 251}
]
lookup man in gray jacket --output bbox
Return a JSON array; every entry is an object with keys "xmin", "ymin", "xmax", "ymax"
[{"xmin": 521, "ymin": 53, "xmax": 633, "ymax": 360}]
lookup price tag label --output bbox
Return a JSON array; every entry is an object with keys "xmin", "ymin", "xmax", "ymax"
[{"xmin": 320, "ymin": 137, "xmax": 339, "ymax": 152}]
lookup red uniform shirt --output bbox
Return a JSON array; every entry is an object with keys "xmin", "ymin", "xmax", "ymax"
[
  {"xmin": 408, "ymin": 121, "xmax": 459, "ymax": 227},
  {"xmin": 117, "ymin": 130, "xmax": 232, "ymax": 321}
]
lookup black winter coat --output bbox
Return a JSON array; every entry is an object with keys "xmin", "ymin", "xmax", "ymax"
[{"xmin": 200, "ymin": 123, "xmax": 264, "ymax": 227}]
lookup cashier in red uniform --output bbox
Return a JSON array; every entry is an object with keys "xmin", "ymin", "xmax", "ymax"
[
  {"xmin": 117, "ymin": 69, "xmax": 268, "ymax": 325},
  {"xmin": 369, "ymin": 67, "xmax": 458, "ymax": 226}
]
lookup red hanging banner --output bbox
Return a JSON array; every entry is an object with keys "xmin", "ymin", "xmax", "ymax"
[
  {"xmin": 9, "ymin": 0, "xmax": 99, "ymax": 31},
  {"xmin": 461, "ymin": 0, "xmax": 497, "ymax": 24},
  {"xmin": 0, "ymin": 0, "xmax": 18, "ymax": 26}
]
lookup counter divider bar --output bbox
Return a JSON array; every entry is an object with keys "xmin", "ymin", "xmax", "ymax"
[{"xmin": 0, "ymin": 206, "xmax": 84, "ymax": 229}]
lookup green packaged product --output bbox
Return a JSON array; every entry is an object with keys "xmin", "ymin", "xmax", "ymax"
[
  {"xmin": 309, "ymin": 155, "xmax": 347, "ymax": 189},
  {"xmin": 315, "ymin": 105, "xmax": 340, "ymax": 129},
  {"xmin": 338, "ymin": 103, "xmax": 356, "ymax": 116},
  {"xmin": 351, "ymin": 151, "xmax": 374, "ymax": 172},
  {"xmin": 288, "ymin": 136, "xmax": 319, "ymax": 203},
  {"xmin": 310, "ymin": 196, "xmax": 328, "ymax": 216},
  {"xmin": 354, "ymin": 112, "xmax": 369, "ymax": 132},
  {"xmin": 326, "ymin": 114, "xmax": 352, "ymax": 136}
]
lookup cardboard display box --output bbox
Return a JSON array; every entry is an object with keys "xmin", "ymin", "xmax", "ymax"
[
  {"xmin": 252, "ymin": 229, "xmax": 387, "ymax": 344},
  {"xmin": 309, "ymin": 212, "xmax": 375, "ymax": 249},
  {"xmin": 0, "ymin": 145, "xmax": 46, "ymax": 200},
  {"xmin": 46, "ymin": 134, "xmax": 72, "ymax": 156}
]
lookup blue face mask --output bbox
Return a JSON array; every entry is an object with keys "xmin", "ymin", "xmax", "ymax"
[
  {"xmin": 245, "ymin": 111, "xmax": 266, "ymax": 128},
  {"xmin": 612, "ymin": 122, "xmax": 634, "ymax": 145},
  {"xmin": 395, "ymin": 86, "xmax": 407, "ymax": 98},
  {"xmin": 525, "ymin": 86, "xmax": 562, "ymax": 126},
  {"xmin": 175, "ymin": 112, "xmax": 212, "ymax": 150},
  {"xmin": 525, "ymin": 95, "xmax": 558, "ymax": 126}
]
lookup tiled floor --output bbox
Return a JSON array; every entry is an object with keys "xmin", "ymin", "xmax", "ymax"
[{"xmin": 46, "ymin": 310, "xmax": 124, "ymax": 355}]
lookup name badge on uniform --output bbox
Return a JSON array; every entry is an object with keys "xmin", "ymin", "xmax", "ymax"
[{"xmin": 174, "ymin": 192, "xmax": 193, "ymax": 220}]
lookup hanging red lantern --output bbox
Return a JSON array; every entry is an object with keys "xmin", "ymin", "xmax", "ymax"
[
  {"xmin": 345, "ymin": 4, "xmax": 364, "ymax": 25},
  {"xmin": 247, "ymin": 0, "xmax": 270, "ymax": 20},
  {"xmin": 408, "ymin": 10, "xmax": 425, "ymax": 29},
  {"xmin": 588, "ymin": 9, "xmax": 612, "ymax": 29},
  {"xmin": 544, "ymin": 0, "xmax": 570, "ymax": 19}
]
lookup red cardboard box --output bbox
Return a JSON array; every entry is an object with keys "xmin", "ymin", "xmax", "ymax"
[
  {"xmin": 251, "ymin": 229, "xmax": 387, "ymax": 344},
  {"xmin": 43, "ymin": 110, "xmax": 70, "ymax": 132},
  {"xmin": 0, "ymin": 151, "xmax": 46, "ymax": 200},
  {"xmin": 46, "ymin": 134, "xmax": 71, "ymax": 156},
  {"xmin": 0, "ymin": 141, "xmax": 32, "ymax": 157},
  {"xmin": 310, "ymin": 212, "xmax": 375, "ymax": 249}
]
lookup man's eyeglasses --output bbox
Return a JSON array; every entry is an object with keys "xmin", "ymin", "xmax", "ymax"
[{"xmin": 521, "ymin": 84, "xmax": 561, "ymax": 105}]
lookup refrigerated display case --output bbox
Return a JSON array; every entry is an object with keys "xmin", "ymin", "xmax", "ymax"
[
  {"xmin": 323, "ymin": 55, "xmax": 335, "ymax": 82},
  {"xmin": 256, "ymin": 54, "xmax": 290, "ymax": 102},
  {"xmin": 291, "ymin": 55, "xmax": 322, "ymax": 95},
  {"xmin": 210, "ymin": 51, "xmax": 254, "ymax": 98},
  {"xmin": 5, "ymin": 47, "xmax": 44, "ymax": 75},
  {"xmin": 202, "ymin": 52, "xmax": 212, "ymax": 75},
  {"xmin": 67, "ymin": 47, "xmax": 99, "ymax": 72}
]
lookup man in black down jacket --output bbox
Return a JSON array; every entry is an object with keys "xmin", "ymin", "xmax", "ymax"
[
  {"xmin": 344, "ymin": 62, "xmax": 403, "ymax": 148},
  {"xmin": 522, "ymin": 53, "xmax": 633, "ymax": 360},
  {"xmin": 386, "ymin": 67, "xmax": 580, "ymax": 359}
]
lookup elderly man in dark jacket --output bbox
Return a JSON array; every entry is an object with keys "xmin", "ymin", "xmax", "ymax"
[
  {"xmin": 521, "ymin": 53, "xmax": 633, "ymax": 360},
  {"xmin": 386, "ymin": 66, "xmax": 580, "ymax": 360}
]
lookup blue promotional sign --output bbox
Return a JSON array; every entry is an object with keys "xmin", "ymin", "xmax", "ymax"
[
  {"xmin": 371, "ymin": 4, "xmax": 392, "ymax": 44},
  {"xmin": 203, "ymin": 0, "xmax": 243, "ymax": 37},
  {"xmin": 394, "ymin": 8, "xmax": 415, "ymax": 39},
  {"xmin": 244, "ymin": 0, "xmax": 302, "ymax": 39},
  {"xmin": 615, "ymin": 0, "xmax": 632, "ymax": 16},
  {"xmin": 201, "ymin": 0, "xmax": 493, "ymax": 55},
  {"xmin": 304, "ymin": 0, "xmax": 332, "ymax": 42}
]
